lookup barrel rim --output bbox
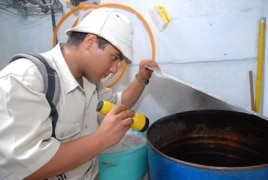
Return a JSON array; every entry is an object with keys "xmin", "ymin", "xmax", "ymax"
[{"xmin": 146, "ymin": 109, "xmax": 268, "ymax": 170}]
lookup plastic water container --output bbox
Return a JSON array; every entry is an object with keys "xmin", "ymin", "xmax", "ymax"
[{"xmin": 98, "ymin": 130, "xmax": 148, "ymax": 180}]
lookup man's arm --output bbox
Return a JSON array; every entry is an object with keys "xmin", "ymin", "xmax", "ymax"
[
  {"xmin": 25, "ymin": 104, "xmax": 134, "ymax": 179},
  {"xmin": 121, "ymin": 59, "xmax": 159, "ymax": 107}
]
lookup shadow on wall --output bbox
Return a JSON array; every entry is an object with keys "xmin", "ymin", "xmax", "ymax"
[{"xmin": 134, "ymin": 74, "xmax": 260, "ymax": 125}]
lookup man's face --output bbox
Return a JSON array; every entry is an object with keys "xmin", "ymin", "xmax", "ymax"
[{"xmin": 81, "ymin": 34, "xmax": 124, "ymax": 84}]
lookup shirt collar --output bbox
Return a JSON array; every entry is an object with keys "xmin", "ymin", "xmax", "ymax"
[{"xmin": 43, "ymin": 43, "xmax": 97, "ymax": 94}]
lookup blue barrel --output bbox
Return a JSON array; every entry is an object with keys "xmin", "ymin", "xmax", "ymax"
[
  {"xmin": 148, "ymin": 145, "xmax": 268, "ymax": 180},
  {"xmin": 147, "ymin": 110, "xmax": 268, "ymax": 179}
]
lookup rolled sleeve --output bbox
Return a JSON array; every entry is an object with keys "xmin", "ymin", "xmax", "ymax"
[{"xmin": 97, "ymin": 83, "xmax": 122, "ymax": 104}]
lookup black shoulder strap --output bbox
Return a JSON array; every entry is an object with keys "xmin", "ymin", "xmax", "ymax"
[{"xmin": 10, "ymin": 53, "xmax": 60, "ymax": 139}]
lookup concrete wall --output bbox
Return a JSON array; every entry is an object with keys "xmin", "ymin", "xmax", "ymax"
[{"xmin": 0, "ymin": 0, "xmax": 267, "ymax": 123}]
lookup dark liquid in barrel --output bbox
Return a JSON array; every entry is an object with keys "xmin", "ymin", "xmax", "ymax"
[{"xmin": 159, "ymin": 139, "xmax": 267, "ymax": 167}]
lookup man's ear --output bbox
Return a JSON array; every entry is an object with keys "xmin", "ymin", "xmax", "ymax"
[{"xmin": 83, "ymin": 34, "xmax": 97, "ymax": 49}]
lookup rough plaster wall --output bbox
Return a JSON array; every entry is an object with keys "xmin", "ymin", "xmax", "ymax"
[
  {"xmin": 0, "ymin": 14, "xmax": 56, "ymax": 65},
  {"xmin": 0, "ymin": 0, "xmax": 267, "ymax": 122},
  {"xmin": 262, "ymin": 1, "xmax": 268, "ymax": 116},
  {"xmin": 102, "ymin": 0, "xmax": 267, "ymax": 121}
]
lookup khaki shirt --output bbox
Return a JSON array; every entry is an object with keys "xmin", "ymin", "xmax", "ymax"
[{"xmin": 0, "ymin": 43, "xmax": 121, "ymax": 180}]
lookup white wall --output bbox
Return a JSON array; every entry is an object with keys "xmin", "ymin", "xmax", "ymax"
[{"xmin": 0, "ymin": 0, "xmax": 267, "ymax": 123}]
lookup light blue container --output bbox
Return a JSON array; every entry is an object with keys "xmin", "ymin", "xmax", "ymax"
[{"xmin": 98, "ymin": 131, "xmax": 148, "ymax": 180}]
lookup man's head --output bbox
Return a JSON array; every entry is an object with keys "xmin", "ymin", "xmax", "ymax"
[{"xmin": 66, "ymin": 7, "xmax": 133, "ymax": 64}]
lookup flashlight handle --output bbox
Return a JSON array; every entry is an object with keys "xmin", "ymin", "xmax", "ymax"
[{"xmin": 96, "ymin": 100, "xmax": 149, "ymax": 132}]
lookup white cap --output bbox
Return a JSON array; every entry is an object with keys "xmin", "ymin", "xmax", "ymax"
[{"xmin": 66, "ymin": 7, "xmax": 133, "ymax": 64}]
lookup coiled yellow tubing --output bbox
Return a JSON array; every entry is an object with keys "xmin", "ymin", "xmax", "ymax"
[{"xmin": 53, "ymin": 3, "xmax": 156, "ymax": 88}]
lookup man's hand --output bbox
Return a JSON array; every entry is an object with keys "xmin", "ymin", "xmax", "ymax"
[{"xmin": 95, "ymin": 104, "xmax": 134, "ymax": 149}]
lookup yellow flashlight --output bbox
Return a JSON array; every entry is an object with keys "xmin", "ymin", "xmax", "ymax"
[{"xmin": 96, "ymin": 100, "xmax": 149, "ymax": 132}]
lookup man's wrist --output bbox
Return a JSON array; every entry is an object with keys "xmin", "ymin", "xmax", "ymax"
[{"xmin": 135, "ymin": 73, "xmax": 149, "ymax": 86}]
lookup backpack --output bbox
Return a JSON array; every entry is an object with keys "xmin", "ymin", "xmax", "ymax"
[{"xmin": 9, "ymin": 54, "xmax": 60, "ymax": 138}]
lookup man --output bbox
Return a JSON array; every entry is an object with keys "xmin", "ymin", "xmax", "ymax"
[{"xmin": 0, "ymin": 7, "xmax": 159, "ymax": 180}]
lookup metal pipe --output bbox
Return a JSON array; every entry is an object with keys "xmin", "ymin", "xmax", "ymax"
[{"xmin": 249, "ymin": 71, "xmax": 254, "ymax": 110}]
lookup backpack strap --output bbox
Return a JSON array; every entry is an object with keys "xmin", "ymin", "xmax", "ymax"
[{"xmin": 10, "ymin": 53, "xmax": 60, "ymax": 139}]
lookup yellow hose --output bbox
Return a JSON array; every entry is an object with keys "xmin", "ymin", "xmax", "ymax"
[
  {"xmin": 53, "ymin": 3, "xmax": 156, "ymax": 88},
  {"xmin": 255, "ymin": 17, "xmax": 266, "ymax": 113}
]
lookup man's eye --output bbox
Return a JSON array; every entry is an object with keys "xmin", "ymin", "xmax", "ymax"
[{"xmin": 112, "ymin": 55, "xmax": 119, "ymax": 61}]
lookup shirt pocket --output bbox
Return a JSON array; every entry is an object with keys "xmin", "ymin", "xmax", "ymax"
[{"xmin": 55, "ymin": 122, "xmax": 81, "ymax": 142}]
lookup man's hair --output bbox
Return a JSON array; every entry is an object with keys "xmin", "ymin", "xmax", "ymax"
[{"xmin": 66, "ymin": 32, "xmax": 109, "ymax": 50}]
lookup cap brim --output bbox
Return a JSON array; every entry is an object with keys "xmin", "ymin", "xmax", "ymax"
[{"xmin": 123, "ymin": 56, "xmax": 131, "ymax": 64}]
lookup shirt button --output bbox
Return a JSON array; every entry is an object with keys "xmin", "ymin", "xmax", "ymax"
[{"xmin": 85, "ymin": 124, "xmax": 88, "ymax": 129}]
